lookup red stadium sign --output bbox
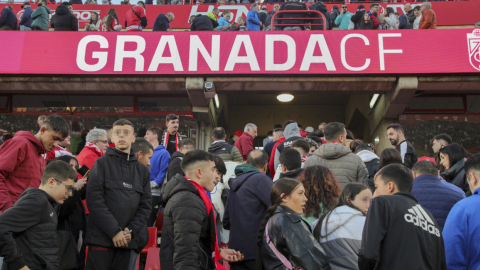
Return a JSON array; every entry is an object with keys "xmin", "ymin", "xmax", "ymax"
[
  {"xmin": 1, "ymin": 1, "xmax": 479, "ymax": 29},
  {"xmin": 0, "ymin": 29, "xmax": 479, "ymax": 75}
]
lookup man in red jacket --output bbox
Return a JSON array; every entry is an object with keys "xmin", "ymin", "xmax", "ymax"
[
  {"xmin": 234, "ymin": 123, "xmax": 257, "ymax": 161},
  {"xmin": 77, "ymin": 129, "xmax": 108, "ymax": 170},
  {"xmin": 0, "ymin": 115, "xmax": 70, "ymax": 213}
]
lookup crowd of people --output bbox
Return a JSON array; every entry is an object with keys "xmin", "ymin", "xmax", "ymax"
[
  {"xmin": 0, "ymin": 113, "xmax": 480, "ymax": 270},
  {"xmin": 0, "ymin": 0, "xmax": 455, "ymax": 31}
]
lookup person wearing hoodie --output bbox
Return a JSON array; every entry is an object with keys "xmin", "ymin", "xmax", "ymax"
[
  {"xmin": 85, "ymin": 119, "xmax": 151, "ymax": 270},
  {"xmin": 272, "ymin": 121, "xmax": 304, "ymax": 177},
  {"xmin": 0, "ymin": 161, "xmax": 77, "ymax": 270},
  {"xmin": 166, "ymin": 139, "xmax": 195, "ymax": 181},
  {"xmin": 305, "ymin": 122, "xmax": 369, "ymax": 189},
  {"xmin": 224, "ymin": 150, "xmax": 272, "ymax": 270},
  {"xmin": 31, "ymin": 0, "xmax": 51, "ymax": 31},
  {"xmin": 330, "ymin": 5, "xmax": 340, "ymax": 27},
  {"xmin": 334, "ymin": 4, "xmax": 353, "ymax": 30},
  {"xmin": 443, "ymin": 154, "xmax": 480, "ymax": 270},
  {"xmin": 258, "ymin": 6, "xmax": 268, "ymax": 26},
  {"xmin": 19, "ymin": 2, "xmax": 34, "ymax": 30},
  {"xmin": 161, "ymin": 150, "xmax": 243, "ymax": 270},
  {"xmin": 0, "ymin": 115, "xmax": 70, "ymax": 213},
  {"xmin": 51, "ymin": 2, "xmax": 79, "ymax": 31},
  {"xmin": 355, "ymin": 143, "xmax": 379, "ymax": 191},
  {"xmin": 0, "ymin": 5, "xmax": 17, "ymax": 30},
  {"xmin": 309, "ymin": 2, "xmax": 332, "ymax": 30},
  {"xmin": 144, "ymin": 127, "xmax": 170, "ymax": 227},
  {"xmin": 208, "ymin": 127, "xmax": 243, "ymax": 163},
  {"xmin": 235, "ymin": 123, "xmax": 257, "ymax": 161}
]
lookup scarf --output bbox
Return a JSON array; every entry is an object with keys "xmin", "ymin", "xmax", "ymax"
[
  {"xmin": 85, "ymin": 141, "xmax": 105, "ymax": 157},
  {"xmin": 163, "ymin": 132, "xmax": 179, "ymax": 152},
  {"xmin": 186, "ymin": 177, "xmax": 225, "ymax": 270}
]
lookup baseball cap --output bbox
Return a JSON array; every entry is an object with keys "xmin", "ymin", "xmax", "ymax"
[{"xmin": 234, "ymin": 130, "xmax": 243, "ymax": 137}]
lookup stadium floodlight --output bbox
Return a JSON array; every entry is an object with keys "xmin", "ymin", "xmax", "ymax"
[
  {"xmin": 277, "ymin": 94, "xmax": 294, "ymax": 102},
  {"xmin": 370, "ymin": 94, "xmax": 379, "ymax": 109}
]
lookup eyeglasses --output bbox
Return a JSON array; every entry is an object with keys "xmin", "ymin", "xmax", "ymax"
[
  {"xmin": 342, "ymin": 6, "xmax": 347, "ymax": 9},
  {"xmin": 54, "ymin": 178, "xmax": 74, "ymax": 195},
  {"xmin": 98, "ymin": 140, "xmax": 108, "ymax": 144}
]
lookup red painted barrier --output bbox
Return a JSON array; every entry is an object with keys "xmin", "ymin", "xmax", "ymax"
[
  {"xmin": 1, "ymin": 1, "xmax": 479, "ymax": 29},
  {"xmin": 1, "ymin": 29, "xmax": 479, "ymax": 75}
]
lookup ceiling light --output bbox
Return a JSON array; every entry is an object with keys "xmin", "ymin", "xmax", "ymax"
[
  {"xmin": 370, "ymin": 94, "xmax": 379, "ymax": 109},
  {"xmin": 277, "ymin": 94, "xmax": 294, "ymax": 102},
  {"xmin": 214, "ymin": 94, "xmax": 220, "ymax": 108}
]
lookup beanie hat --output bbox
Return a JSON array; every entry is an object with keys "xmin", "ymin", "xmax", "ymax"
[
  {"xmin": 333, "ymin": 5, "xmax": 339, "ymax": 10},
  {"xmin": 357, "ymin": 4, "xmax": 365, "ymax": 10}
]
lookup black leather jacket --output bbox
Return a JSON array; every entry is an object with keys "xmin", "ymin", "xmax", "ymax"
[{"xmin": 260, "ymin": 205, "xmax": 331, "ymax": 270}]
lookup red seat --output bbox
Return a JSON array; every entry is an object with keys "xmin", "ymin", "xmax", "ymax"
[
  {"xmin": 144, "ymin": 247, "xmax": 161, "ymax": 270},
  {"xmin": 136, "ymin": 227, "xmax": 158, "ymax": 270},
  {"xmin": 155, "ymin": 212, "xmax": 164, "ymax": 236}
]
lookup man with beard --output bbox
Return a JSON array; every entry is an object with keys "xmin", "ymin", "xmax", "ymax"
[
  {"xmin": 161, "ymin": 114, "xmax": 183, "ymax": 156},
  {"xmin": 387, "ymin": 124, "xmax": 418, "ymax": 169}
]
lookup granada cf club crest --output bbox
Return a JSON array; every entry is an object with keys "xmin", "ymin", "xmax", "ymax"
[{"xmin": 468, "ymin": 29, "xmax": 480, "ymax": 71}]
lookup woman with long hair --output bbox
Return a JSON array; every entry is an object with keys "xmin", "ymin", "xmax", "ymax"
[
  {"xmin": 440, "ymin": 143, "xmax": 470, "ymax": 195},
  {"xmin": 217, "ymin": 10, "xmax": 232, "ymax": 31},
  {"xmin": 84, "ymin": 12, "xmax": 101, "ymax": 31},
  {"xmin": 257, "ymin": 178, "xmax": 331, "ymax": 270},
  {"xmin": 299, "ymin": 165, "xmax": 342, "ymax": 226},
  {"xmin": 377, "ymin": 148, "xmax": 402, "ymax": 170},
  {"xmin": 101, "ymin": 8, "xmax": 122, "ymax": 31},
  {"xmin": 384, "ymin": 7, "xmax": 399, "ymax": 29},
  {"xmin": 313, "ymin": 183, "xmax": 372, "ymax": 270}
]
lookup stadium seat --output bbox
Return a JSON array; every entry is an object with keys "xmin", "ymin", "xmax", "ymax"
[
  {"xmin": 136, "ymin": 227, "xmax": 158, "ymax": 270},
  {"xmin": 144, "ymin": 248, "xmax": 161, "ymax": 270}
]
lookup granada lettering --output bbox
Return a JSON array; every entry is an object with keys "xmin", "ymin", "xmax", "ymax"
[{"xmin": 76, "ymin": 33, "xmax": 403, "ymax": 73}]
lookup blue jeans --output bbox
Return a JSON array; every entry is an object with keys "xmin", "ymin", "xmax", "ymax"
[{"xmin": 284, "ymin": 26, "xmax": 302, "ymax": 31}]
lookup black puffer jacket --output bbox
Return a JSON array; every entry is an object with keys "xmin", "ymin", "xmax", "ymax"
[
  {"xmin": 51, "ymin": 5, "xmax": 78, "ymax": 31},
  {"xmin": 166, "ymin": 151, "xmax": 184, "ymax": 181},
  {"xmin": 85, "ymin": 148, "xmax": 152, "ymax": 250},
  {"xmin": 260, "ymin": 205, "xmax": 331, "ymax": 270},
  {"xmin": 160, "ymin": 174, "xmax": 214, "ymax": 270},
  {"xmin": 0, "ymin": 188, "xmax": 60, "ymax": 270},
  {"xmin": 441, "ymin": 158, "xmax": 470, "ymax": 196}
]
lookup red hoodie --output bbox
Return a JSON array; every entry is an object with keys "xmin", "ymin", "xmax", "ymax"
[
  {"xmin": 269, "ymin": 137, "xmax": 286, "ymax": 178},
  {"xmin": 0, "ymin": 131, "xmax": 46, "ymax": 212},
  {"xmin": 234, "ymin": 132, "xmax": 255, "ymax": 161}
]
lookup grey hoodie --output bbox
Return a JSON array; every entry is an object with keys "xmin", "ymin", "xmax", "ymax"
[
  {"xmin": 273, "ymin": 123, "xmax": 302, "ymax": 170},
  {"xmin": 305, "ymin": 143, "xmax": 369, "ymax": 188}
]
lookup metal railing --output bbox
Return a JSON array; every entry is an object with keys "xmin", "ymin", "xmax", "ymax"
[{"xmin": 271, "ymin": 9, "xmax": 326, "ymax": 30}]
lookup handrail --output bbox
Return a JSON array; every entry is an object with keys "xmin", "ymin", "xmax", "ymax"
[{"xmin": 271, "ymin": 9, "xmax": 326, "ymax": 30}]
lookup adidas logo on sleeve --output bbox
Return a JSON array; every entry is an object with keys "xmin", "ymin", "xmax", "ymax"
[{"xmin": 404, "ymin": 204, "xmax": 440, "ymax": 237}]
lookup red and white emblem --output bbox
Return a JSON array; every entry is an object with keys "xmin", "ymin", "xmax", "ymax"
[{"xmin": 467, "ymin": 29, "xmax": 480, "ymax": 71}]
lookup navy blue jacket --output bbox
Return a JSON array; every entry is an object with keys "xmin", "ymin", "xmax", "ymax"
[
  {"xmin": 0, "ymin": 8, "xmax": 17, "ymax": 29},
  {"xmin": 399, "ymin": 14, "xmax": 411, "ymax": 29},
  {"xmin": 411, "ymin": 174, "xmax": 465, "ymax": 231},
  {"xmin": 153, "ymin": 13, "xmax": 169, "ymax": 31},
  {"xmin": 20, "ymin": 7, "xmax": 34, "ymax": 27},
  {"xmin": 223, "ymin": 165, "xmax": 273, "ymax": 260}
]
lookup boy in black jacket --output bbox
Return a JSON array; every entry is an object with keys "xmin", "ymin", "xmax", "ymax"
[
  {"xmin": 0, "ymin": 161, "xmax": 77, "ymax": 270},
  {"xmin": 85, "ymin": 119, "xmax": 151, "ymax": 270},
  {"xmin": 358, "ymin": 164, "xmax": 447, "ymax": 270}
]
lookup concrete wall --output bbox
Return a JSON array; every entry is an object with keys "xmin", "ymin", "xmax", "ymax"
[{"xmin": 228, "ymin": 104, "xmax": 345, "ymax": 140}]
